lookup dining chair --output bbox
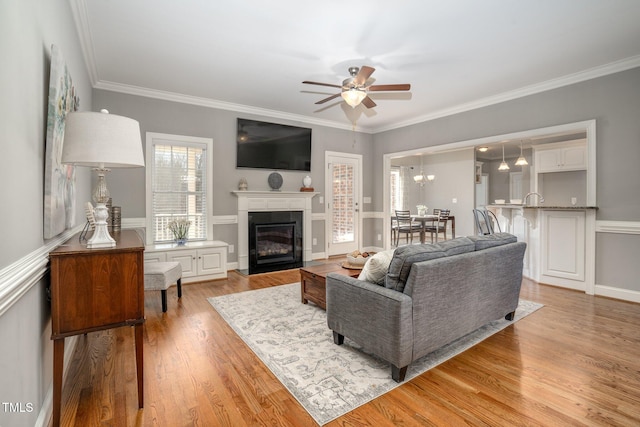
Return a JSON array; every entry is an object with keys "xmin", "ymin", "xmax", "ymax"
[
  {"xmin": 424, "ymin": 209, "xmax": 450, "ymax": 242},
  {"xmin": 394, "ymin": 210, "xmax": 421, "ymax": 246}
]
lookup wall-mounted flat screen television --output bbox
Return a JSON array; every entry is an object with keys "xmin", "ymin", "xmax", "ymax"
[{"xmin": 236, "ymin": 118, "xmax": 312, "ymax": 171}]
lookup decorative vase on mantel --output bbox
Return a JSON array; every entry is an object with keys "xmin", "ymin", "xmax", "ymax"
[{"xmin": 300, "ymin": 175, "xmax": 314, "ymax": 192}]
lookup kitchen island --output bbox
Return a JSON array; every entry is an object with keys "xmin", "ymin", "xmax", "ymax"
[{"xmin": 486, "ymin": 204, "xmax": 598, "ymax": 293}]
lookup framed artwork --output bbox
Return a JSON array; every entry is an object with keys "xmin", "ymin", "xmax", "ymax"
[{"xmin": 43, "ymin": 44, "xmax": 80, "ymax": 239}]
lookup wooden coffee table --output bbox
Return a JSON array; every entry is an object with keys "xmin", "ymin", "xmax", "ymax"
[{"xmin": 300, "ymin": 263, "xmax": 361, "ymax": 310}]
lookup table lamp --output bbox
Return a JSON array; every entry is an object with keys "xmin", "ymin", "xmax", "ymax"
[{"xmin": 61, "ymin": 109, "xmax": 144, "ymax": 248}]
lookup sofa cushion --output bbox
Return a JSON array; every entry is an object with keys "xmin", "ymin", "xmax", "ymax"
[
  {"xmin": 385, "ymin": 244, "xmax": 446, "ymax": 292},
  {"xmin": 358, "ymin": 249, "xmax": 395, "ymax": 285},
  {"xmin": 468, "ymin": 232, "xmax": 517, "ymax": 251},
  {"xmin": 433, "ymin": 236, "xmax": 475, "ymax": 256}
]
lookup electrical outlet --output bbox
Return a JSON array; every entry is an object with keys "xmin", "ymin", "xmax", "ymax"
[
  {"xmin": 364, "ymin": 196, "xmax": 372, "ymax": 204},
  {"xmin": 312, "ymin": 238, "xmax": 317, "ymax": 245},
  {"xmin": 377, "ymin": 234, "xmax": 381, "ymax": 241},
  {"xmin": 319, "ymin": 196, "xmax": 324, "ymax": 204},
  {"xmin": 452, "ymin": 198, "xmax": 458, "ymax": 204},
  {"xmin": 228, "ymin": 244, "xmax": 234, "ymax": 254}
]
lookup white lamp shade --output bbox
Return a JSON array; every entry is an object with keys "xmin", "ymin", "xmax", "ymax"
[
  {"xmin": 341, "ymin": 89, "xmax": 367, "ymax": 108},
  {"xmin": 62, "ymin": 110, "xmax": 145, "ymax": 167}
]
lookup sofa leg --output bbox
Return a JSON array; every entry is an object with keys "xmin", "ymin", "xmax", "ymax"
[
  {"xmin": 391, "ymin": 365, "xmax": 407, "ymax": 382},
  {"xmin": 177, "ymin": 278, "xmax": 182, "ymax": 298},
  {"xmin": 505, "ymin": 311, "xmax": 515, "ymax": 321},
  {"xmin": 333, "ymin": 331, "xmax": 344, "ymax": 345}
]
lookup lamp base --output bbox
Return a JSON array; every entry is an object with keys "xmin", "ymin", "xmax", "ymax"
[{"xmin": 87, "ymin": 202, "xmax": 115, "ymax": 248}]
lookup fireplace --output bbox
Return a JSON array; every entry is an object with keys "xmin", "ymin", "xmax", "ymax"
[{"xmin": 248, "ymin": 211, "xmax": 303, "ymax": 274}]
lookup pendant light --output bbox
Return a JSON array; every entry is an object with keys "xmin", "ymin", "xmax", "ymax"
[
  {"xmin": 498, "ymin": 144, "xmax": 510, "ymax": 171},
  {"xmin": 414, "ymin": 155, "xmax": 426, "ymax": 186},
  {"xmin": 515, "ymin": 140, "xmax": 528, "ymax": 166}
]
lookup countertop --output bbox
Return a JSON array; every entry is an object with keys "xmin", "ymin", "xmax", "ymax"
[{"xmin": 487, "ymin": 204, "xmax": 598, "ymax": 210}]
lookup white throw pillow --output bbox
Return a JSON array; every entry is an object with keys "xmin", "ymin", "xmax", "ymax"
[{"xmin": 358, "ymin": 249, "xmax": 395, "ymax": 285}]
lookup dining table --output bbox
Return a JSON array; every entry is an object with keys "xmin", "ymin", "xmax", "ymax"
[{"xmin": 410, "ymin": 214, "xmax": 456, "ymax": 244}]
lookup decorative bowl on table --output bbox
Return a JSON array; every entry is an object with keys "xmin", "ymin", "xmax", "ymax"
[
  {"xmin": 494, "ymin": 199, "xmax": 505, "ymax": 204},
  {"xmin": 344, "ymin": 250, "xmax": 373, "ymax": 269},
  {"xmin": 510, "ymin": 199, "xmax": 522, "ymax": 205}
]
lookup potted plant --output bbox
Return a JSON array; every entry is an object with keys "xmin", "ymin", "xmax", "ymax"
[{"xmin": 167, "ymin": 218, "xmax": 191, "ymax": 245}]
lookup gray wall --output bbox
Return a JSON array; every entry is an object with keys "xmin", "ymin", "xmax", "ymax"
[
  {"xmin": 0, "ymin": 1, "xmax": 93, "ymax": 425},
  {"xmin": 92, "ymin": 90, "xmax": 376, "ymax": 258},
  {"xmin": 1, "ymin": 4, "xmax": 639, "ymax": 424},
  {"xmin": 373, "ymin": 67, "xmax": 640, "ymax": 292}
]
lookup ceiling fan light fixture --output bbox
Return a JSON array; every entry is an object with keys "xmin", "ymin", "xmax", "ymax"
[{"xmin": 341, "ymin": 88, "xmax": 367, "ymax": 108}]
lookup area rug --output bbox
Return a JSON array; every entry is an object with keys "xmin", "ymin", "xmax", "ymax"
[{"xmin": 208, "ymin": 284, "xmax": 542, "ymax": 425}]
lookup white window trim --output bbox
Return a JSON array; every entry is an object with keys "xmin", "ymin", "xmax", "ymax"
[{"xmin": 145, "ymin": 132, "xmax": 214, "ymax": 246}]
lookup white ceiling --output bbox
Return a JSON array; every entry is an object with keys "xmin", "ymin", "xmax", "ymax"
[{"xmin": 72, "ymin": 0, "xmax": 640, "ymax": 133}]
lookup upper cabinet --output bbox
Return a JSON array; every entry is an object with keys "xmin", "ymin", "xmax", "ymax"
[{"xmin": 535, "ymin": 139, "xmax": 587, "ymax": 173}]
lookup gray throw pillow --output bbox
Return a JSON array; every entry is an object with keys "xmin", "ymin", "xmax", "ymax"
[{"xmin": 385, "ymin": 244, "xmax": 446, "ymax": 292}]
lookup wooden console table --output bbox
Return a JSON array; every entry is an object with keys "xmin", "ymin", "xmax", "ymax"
[{"xmin": 49, "ymin": 230, "xmax": 145, "ymax": 427}]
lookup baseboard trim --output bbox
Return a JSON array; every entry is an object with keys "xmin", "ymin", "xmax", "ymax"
[{"xmin": 595, "ymin": 284, "xmax": 640, "ymax": 304}]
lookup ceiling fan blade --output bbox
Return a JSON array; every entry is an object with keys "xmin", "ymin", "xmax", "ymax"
[
  {"xmin": 361, "ymin": 96, "xmax": 377, "ymax": 108},
  {"xmin": 302, "ymin": 80, "xmax": 342, "ymax": 89},
  {"xmin": 315, "ymin": 93, "xmax": 342, "ymax": 104},
  {"xmin": 368, "ymin": 84, "xmax": 411, "ymax": 91},
  {"xmin": 353, "ymin": 66, "xmax": 375, "ymax": 86}
]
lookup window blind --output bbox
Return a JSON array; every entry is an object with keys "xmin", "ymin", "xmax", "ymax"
[{"xmin": 151, "ymin": 142, "xmax": 207, "ymax": 242}]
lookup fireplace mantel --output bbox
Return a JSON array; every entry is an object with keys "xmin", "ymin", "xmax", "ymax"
[{"xmin": 232, "ymin": 191, "xmax": 318, "ymax": 271}]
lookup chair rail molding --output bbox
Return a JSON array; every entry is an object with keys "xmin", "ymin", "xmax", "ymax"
[
  {"xmin": 596, "ymin": 220, "xmax": 640, "ymax": 235},
  {"xmin": 0, "ymin": 225, "xmax": 82, "ymax": 317}
]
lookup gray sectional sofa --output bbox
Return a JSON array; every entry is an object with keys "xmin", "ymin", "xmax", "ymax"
[{"xmin": 326, "ymin": 233, "xmax": 526, "ymax": 382}]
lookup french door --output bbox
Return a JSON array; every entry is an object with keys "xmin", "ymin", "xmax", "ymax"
[{"xmin": 325, "ymin": 152, "xmax": 361, "ymax": 256}]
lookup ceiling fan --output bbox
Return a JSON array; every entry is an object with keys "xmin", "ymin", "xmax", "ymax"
[{"xmin": 302, "ymin": 66, "xmax": 411, "ymax": 108}]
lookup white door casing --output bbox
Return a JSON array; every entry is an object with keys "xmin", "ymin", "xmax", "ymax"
[{"xmin": 325, "ymin": 151, "xmax": 362, "ymax": 256}]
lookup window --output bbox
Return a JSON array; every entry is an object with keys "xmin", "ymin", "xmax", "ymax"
[{"xmin": 146, "ymin": 133, "xmax": 213, "ymax": 244}]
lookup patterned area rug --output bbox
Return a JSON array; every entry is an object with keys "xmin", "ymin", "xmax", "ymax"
[{"xmin": 208, "ymin": 283, "xmax": 542, "ymax": 425}]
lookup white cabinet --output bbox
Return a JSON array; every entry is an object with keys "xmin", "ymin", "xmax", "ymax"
[
  {"xmin": 535, "ymin": 140, "xmax": 587, "ymax": 172},
  {"xmin": 540, "ymin": 210, "xmax": 585, "ymax": 290},
  {"xmin": 145, "ymin": 240, "xmax": 228, "ymax": 283}
]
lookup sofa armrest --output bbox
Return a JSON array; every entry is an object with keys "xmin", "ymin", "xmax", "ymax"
[{"xmin": 326, "ymin": 273, "xmax": 414, "ymax": 369}]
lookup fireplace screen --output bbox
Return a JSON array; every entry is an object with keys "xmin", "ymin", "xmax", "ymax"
[
  {"xmin": 256, "ymin": 223, "xmax": 294, "ymax": 262},
  {"xmin": 249, "ymin": 211, "xmax": 303, "ymax": 274}
]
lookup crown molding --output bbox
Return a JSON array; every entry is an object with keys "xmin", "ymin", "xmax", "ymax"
[
  {"xmin": 69, "ymin": 0, "xmax": 99, "ymax": 86},
  {"xmin": 73, "ymin": 0, "xmax": 640, "ymax": 136},
  {"xmin": 95, "ymin": 55, "xmax": 640, "ymax": 136},
  {"xmin": 372, "ymin": 55, "xmax": 640, "ymax": 134},
  {"xmin": 93, "ymin": 80, "xmax": 368, "ymax": 133}
]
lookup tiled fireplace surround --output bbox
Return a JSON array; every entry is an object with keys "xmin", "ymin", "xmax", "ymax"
[{"xmin": 232, "ymin": 191, "xmax": 318, "ymax": 272}]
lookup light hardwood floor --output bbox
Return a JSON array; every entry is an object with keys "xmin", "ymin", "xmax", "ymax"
[{"xmin": 56, "ymin": 261, "xmax": 640, "ymax": 426}]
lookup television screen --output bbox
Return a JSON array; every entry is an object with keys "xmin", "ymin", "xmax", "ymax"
[{"xmin": 236, "ymin": 118, "xmax": 311, "ymax": 171}]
